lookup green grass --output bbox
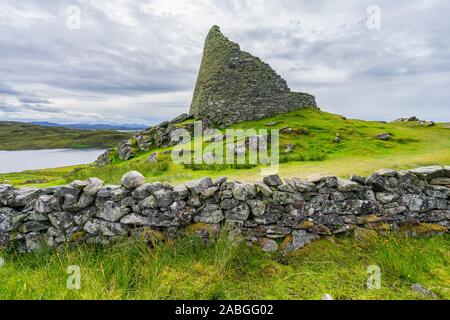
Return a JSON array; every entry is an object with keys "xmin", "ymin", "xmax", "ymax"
[
  {"xmin": 2, "ymin": 108, "xmax": 449, "ymax": 187},
  {"xmin": 0, "ymin": 121, "xmax": 132, "ymax": 150},
  {"xmin": 0, "ymin": 234, "xmax": 448, "ymax": 300}
]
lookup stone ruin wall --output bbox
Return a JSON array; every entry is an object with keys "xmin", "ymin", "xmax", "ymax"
[{"xmin": 0, "ymin": 166, "xmax": 449, "ymax": 253}]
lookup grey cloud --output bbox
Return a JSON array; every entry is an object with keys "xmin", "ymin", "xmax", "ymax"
[
  {"xmin": 0, "ymin": 0, "xmax": 449, "ymax": 123},
  {"xmin": 19, "ymin": 97, "xmax": 51, "ymax": 104}
]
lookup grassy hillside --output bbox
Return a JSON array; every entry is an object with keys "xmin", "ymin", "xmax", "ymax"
[
  {"xmin": 0, "ymin": 121, "xmax": 132, "ymax": 151},
  {"xmin": 1, "ymin": 108, "xmax": 449, "ymax": 301},
  {"xmin": 2, "ymin": 108, "xmax": 448, "ymax": 187},
  {"xmin": 0, "ymin": 234, "xmax": 448, "ymax": 299}
]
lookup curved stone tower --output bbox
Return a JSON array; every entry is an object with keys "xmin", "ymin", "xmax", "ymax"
[{"xmin": 189, "ymin": 26, "xmax": 317, "ymax": 127}]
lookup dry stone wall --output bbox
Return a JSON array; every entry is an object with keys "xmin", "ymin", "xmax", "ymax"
[{"xmin": 1, "ymin": 166, "xmax": 449, "ymax": 253}]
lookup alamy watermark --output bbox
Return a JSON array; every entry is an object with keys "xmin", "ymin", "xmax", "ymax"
[
  {"xmin": 170, "ymin": 121, "xmax": 280, "ymax": 175},
  {"xmin": 366, "ymin": 265, "xmax": 381, "ymax": 289},
  {"xmin": 366, "ymin": 5, "xmax": 381, "ymax": 30},
  {"xmin": 66, "ymin": 5, "xmax": 81, "ymax": 30},
  {"xmin": 67, "ymin": 265, "xmax": 81, "ymax": 290}
]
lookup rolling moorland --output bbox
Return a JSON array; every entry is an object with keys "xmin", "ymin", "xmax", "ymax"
[{"xmin": 0, "ymin": 121, "xmax": 133, "ymax": 150}]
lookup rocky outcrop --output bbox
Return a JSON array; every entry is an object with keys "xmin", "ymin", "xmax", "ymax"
[
  {"xmin": 1, "ymin": 166, "xmax": 449, "ymax": 253},
  {"xmin": 96, "ymin": 113, "xmax": 193, "ymax": 162},
  {"xmin": 393, "ymin": 116, "xmax": 435, "ymax": 126},
  {"xmin": 189, "ymin": 26, "xmax": 317, "ymax": 127}
]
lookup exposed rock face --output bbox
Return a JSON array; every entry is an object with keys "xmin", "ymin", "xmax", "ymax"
[
  {"xmin": 96, "ymin": 113, "xmax": 194, "ymax": 162},
  {"xmin": 189, "ymin": 26, "xmax": 317, "ymax": 127},
  {"xmin": 393, "ymin": 116, "xmax": 435, "ymax": 126},
  {"xmin": 0, "ymin": 165, "xmax": 449, "ymax": 253}
]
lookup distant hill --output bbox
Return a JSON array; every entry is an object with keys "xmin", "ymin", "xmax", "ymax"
[
  {"xmin": 0, "ymin": 121, "xmax": 133, "ymax": 151},
  {"xmin": 30, "ymin": 121, "xmax": 148, "ymax": 131}
]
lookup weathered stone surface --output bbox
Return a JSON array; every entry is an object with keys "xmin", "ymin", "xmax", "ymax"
[
  {"xmin": 154, "ymin": 189, "xmax": 173, "ymax": 207},
  {"xmin": 231, "ymin": 182, "xmax": 256, "ymax": 201},
  {"xmin": 172, "ymin": 185, "xmax": 190, "ymax": 200},
  {"xmin": 48, "ymin": 212, "xmax": 74, "ymax": 230},
  {"xmin": 246, "ymin": 199, "xmax": 266, "ymax": 217},
  {"xmin": 96, "ymin": 201, "xmax": 129, "ymax": 222},
  {"xmin": 70, "ymin": 180, "xmax": 88, "ymax": 190},
  {"xmin": 285, "ymin": 178, "xmax": 315, "ymax": 192},
  {"xmin": 0, "ymin": 184, "xmax": 14, "ymax": 206},
  {"xmin": 263, "ymin": 174, "xmax": 283, "ymax": 187},
  {"xmin": 12, "ymin": 187, "xmax": 40, "ymax": 207},
  {"xmin": 224, "ymin": 202, "xmax": 250, "ymax": 221},
  {"xmin": 185, "ymin": 177, "xmax": 213, "ymax": 194},
  {"xmin": 283, "ymin": 230, "xmax": 319, "ymax": 252},
  {"xmin": 83, "ymin": 178, "xmax": 104, "ymax": 196},
  {"xmin": 35, "ymin": 195, "xmax": 60, "ymax": 214},
  {"xmin": 121, "ymin": 171, "xmax": 145, "ymax": 189},
  {"xmin": 120, "ymin": 214, "xmax": 151, "ymax": 226},
  {"xmin": 259, "ymin": 238, "xmax": 278, "ymax": 252},
  {"xmin": 409, "ymin": 166, "xmax": 445, "ymax": 180},
  {"xmin": 307, "ymin": 174, "xmax": 337, "ymax": 187},
  {"xmin": 83, "ymin": 219, "xmax": 127, "ymax": 237},
  {"xmin": 337, "ymin": 179, "xmax": 364, "ymax": 192},
  {"xmin": 19, "ymin": 221, "xmax": 50, "ymax": 233},
  {"xmin": 194, "ymin": 204, "xmax": 224, "ymax": 224},
  {"xmin": 410, "ymin": 283, "xmax": 438, "ymax": 298},
  {"xmin": 255, "ymin": 180, "xmax": 273, "ymax": 197},
  {"xmin": 375, "ymin": 133, "xmax": 391, "ymax": 140},
  {"xmin": 354, "ymin": 227, "xmax": 378, "ymax": 243},
  {"xmin": 78, "ymin": 193, "xmax": 95, "ymax": 208}
]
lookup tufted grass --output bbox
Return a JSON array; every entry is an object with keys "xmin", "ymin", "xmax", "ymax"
[{"xmin": 0, "ymin": 234, "xmax": 448, "ymax": 300}]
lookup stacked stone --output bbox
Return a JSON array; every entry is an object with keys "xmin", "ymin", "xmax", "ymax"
[
  {"xmin": 1, "ymin": 166, "xmax": 449, "ymax": 253},
  {"xmin": 189, "ymin": 26, "xmax": 317, "ymax": 127}
]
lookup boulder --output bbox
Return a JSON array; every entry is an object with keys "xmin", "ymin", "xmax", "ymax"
[
  {"xmin": 224, "ymin": 202, "xmax": 250, "ymax": 221},
  {"xmin": 19, "ymin": 221, "xmax": 50, "ymax": 233},
  {"xmin": 35, "ymin": 195, "xmax": 60, "ymax": 214},
  {"xmin": 83, "ymin": 178, "xmax": 104, "ymax": 196},
  {"xmin": 375, "ymin": 133, "xmax": 391, "ymax": 140},
  {"xmin": 194, "ymin": 204, "xmax": 224, "ymax": 224},
  {"xmin": 283, "ymin": 230, "xmax": 319, "ymax": 252},
  {"xmin": 83, "ymin": 219, "xmax": 127, "ymax": 237},
  {"xmin": 154, "ymin": 189, "xmax": 173, "ymax": 207},
  {"xmin": 259, "ymin": 238, "xmax": 278, "ymax": 252},
  {"xmin": 409, "ymin": 166, "xmax": 445, "ymax": 180},
  {"xmin": 12, "ymin": 187, "xmax": 40, "ymax": 207},
  {"xmin": 120, "ymin": 214, "xmax": 151, "ymax": 226},
  {"xmin": 185, "ymin": 177, "xmax": 213, "ymax": 194},
  {"xmin": 121, "ymin": 171, "xmax": 145, "ymax": 190},
  {"xmin": 246, "ymin": 199, "xmax": 266, "ymax": 217},
  {"xmin": 410, "ymin": 283, "xmax": 437, "ymax": 298},
  {"xmin": 230, "ymin": 181, "xmax": 256, "ymax": 200},
  {"xmin": 96, "ymin": 201, "xmax": 129, "ymax": 222},
  {"xmin": 263, "ymin": 174, "xmax": 283, "ymax": 187},
  {"xmin": 336, "ymin": 178, "xmax": 363, "ymax": 192}
]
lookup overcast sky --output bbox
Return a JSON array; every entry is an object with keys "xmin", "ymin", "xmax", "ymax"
[{"xmin": 0, "ymin": 0, "xmax": 449, "ymax": 125}]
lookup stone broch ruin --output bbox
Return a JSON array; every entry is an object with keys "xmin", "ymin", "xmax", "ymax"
[
  {"xmin": 1, "ymin": 27, "xmax": 448, "ymax": 252},
  {"xmin": 98, "ymin": 26, "xmax": 316, "ymax": 162},
  {"xmin": 0, "ymin": 166, "xmax": 449, "ymax": 252},
  {"xmin": 189, "ymin": 26, "xmax": 316, "ymax": 127}
]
